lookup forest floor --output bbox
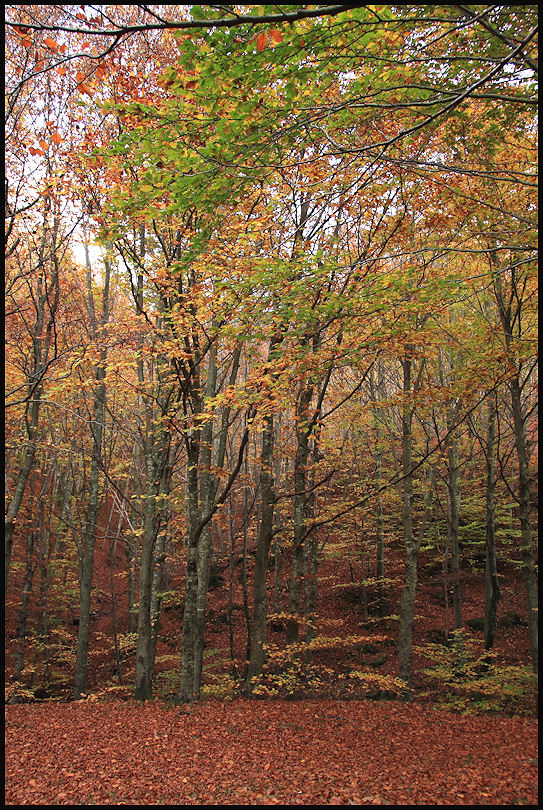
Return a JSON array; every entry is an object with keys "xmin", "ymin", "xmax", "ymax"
[{"xmin": 4, "ymin": 697, "xmax": 538, "ymax": 805}]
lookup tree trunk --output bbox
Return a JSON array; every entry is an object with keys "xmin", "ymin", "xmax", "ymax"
[
  {"xmin": 370, "ymin": 363, "xmax": 386, "ymax": 614},
  {"xmin": 5, "ymin": 241, "xmax": 60, "ymax": 593},
  {"xmin": 74, "ymin": 246, "xmax": 110, "ymax": 699},
  {"xmin": 193, "ymin": 341, "xmax": 218, "ymax": 699},
  {"xmin": 484, "ymin": 392, "xmax": 500, "ymax": 650},
  {"xmin": 446, "ymin": 431, "xmax": 462, "ymax": 630},
  {"xmin": 13, "ymin": 526, "xmax": 37, "ymax": 690},
  {"xmin": 286, "ymin": 384, "xmax": 313, "ymax": 645},
  {"xmin": 510, "ymin": 375, "xmax": 538, "ymax": 671},
  {"xmin": 492, "ymin": 260, "xmax": 538, "ymax": 671},
  {"xmin": 246, "ymin": 411, "xmax": 275, "ymax": 690},
  {"xmin": 178, "ymin": 435, "xmax": 201, "ymax": 702}
]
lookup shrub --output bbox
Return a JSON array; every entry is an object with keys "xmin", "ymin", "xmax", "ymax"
[{"xmin": 419, "ymin": 630, "xmax": 537, "ymax": 716}]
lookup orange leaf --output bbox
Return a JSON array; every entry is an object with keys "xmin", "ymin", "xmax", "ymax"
[
  {"xmin": 39, "ymin": 139, "xmax": 49, "ymax": 150},
  {"xmin": 57, "ymin": 66, "xmax": 67, "ymax": 76},
  {"xmin": 52, "ymin": 132, "xmax": 62, "ymax": 145},
  {"xmin": 256, "ymin": 32, "xmax": 267, "ymax": 52},
  {"xmin": 270, "ymin": 30, "xmax": 283, "ymax": 44},
  {"xmin": 44, "ymin": 37, "xmax": 59, "ymax": 51}
]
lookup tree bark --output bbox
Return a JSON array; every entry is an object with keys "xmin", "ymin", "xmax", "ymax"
[
  {"xmin": 398, "ymin": 356, "xmax": 416, "ymax": 687},
  {"xmin": 74, "ymin": 245, "xmax": 110, "ymax": 699},
  {"xmin": 484, "ymin": 392, "xmax": 500, "ymax": 650},
  {"xmin": 492, "ymin": 257, "xmax": 538, "ymax": 671}
]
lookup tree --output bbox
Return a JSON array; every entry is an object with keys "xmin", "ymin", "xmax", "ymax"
[{"xmin": 4, "ymin": 4, "xmax": 537, "ymax": 705}]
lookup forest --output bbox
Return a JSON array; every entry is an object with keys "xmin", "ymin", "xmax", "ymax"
[{"xmin": 5, "ymin": 4, "xmax": 538, "ymax": 806}]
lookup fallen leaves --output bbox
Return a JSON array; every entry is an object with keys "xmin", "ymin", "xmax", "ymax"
[{"xmin": 4, "ymin": 699, "xmax": 538, "ymax": 806}]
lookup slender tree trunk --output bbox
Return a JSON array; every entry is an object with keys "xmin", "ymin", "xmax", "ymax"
[
  {"xmin": 241, "ymin": 460, "xmax": 252, "ymax": 666},
  {"xmin": 193, "ymin": 341, "xmax": 218, "ymax": 699},
  {"xmin": 446, "ymin": 430, "xmax": 462, "ymax": 630},
  {"xmin": 134, "ymin": 463, "xmax": 158, "ymax": 701},
  {"xmin": 397, "ymin": 355, "xmax": 435, "ymax": 688},
  {"xmin": 510, "ymin": 375, "xmax": 538, "ymax": 671},
  {"xmin": 35, "ymin": 501, "xmax": 52, "ymax": 689},
  {"xmin": 5, "ymin": 243, "xmax": 60, "ymax": 593},
  {"xmin": 246, "ymin": 411, "xmax": 275, "ymax": 690},
  {"xmin": 286, "ymin": 384, "xmax": 313, "ymax": 645},
  {"xmin": 484, "ymin": 392, "xmax": 500, "ymax": 650},
  {"xmin": 492, "ymin": 261, "xmax": 538, "ymax": 671},
  {"xmin": 13, "ymin": 526, "xmax": 37, "ymax": 690},
  {"xmin": 227, "ymin": 496, "xmax": 236, "ymax": 670},
  {"xmin": 360, "ymin": 520, "xmax": 369, "ymax": 622},
  {"xmin": 246, "ymin": 332, "xmax": 286, "ymax": 691},
  {"xmin": 178, "ymin": 434, "xmax": 201, "ymax": 702},
  {"xmin": 398, "ymin": 357, "xmax": 416, "ymax": 687},
  {"xmin": 74, "ymin": 247, "xmax": 110, "ymax": 699},
  {"xmin": 5, "ymin": 421, "xmax": 39, "ymax": 594},
  {"xmin": 304, "ymin": 430, "xmax": 321, "ymax": 647},
  {"xmin": 438, "ymin": 350, "xmax": 462, "ymax": 630},
  {"xmin": 370, "ymin": 363, "xmax": 386, "ymax": 613}
]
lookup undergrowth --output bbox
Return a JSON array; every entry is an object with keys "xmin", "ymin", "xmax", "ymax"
[{"xmin": 418, "ymin": 630, "xmax": 537, "ymax": 716}]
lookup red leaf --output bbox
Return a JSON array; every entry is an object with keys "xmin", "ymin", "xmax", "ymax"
[
  {"xmin": 270, "ymin": 30, "xmax": 283, "ymax": 44},
  {"xmin": 256, "ymin": 32, "xmax": 267, "ymax": 52}
]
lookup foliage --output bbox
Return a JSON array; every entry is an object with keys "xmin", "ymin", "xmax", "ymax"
[
  {"xmin": 200, "ymin": 673, "xmax": 238, "ymax": 701},
  {"xmin": 419, "ymin": 630, "xmax": 538, "ymax": 716},
  {"xmin": 4, "ymin": 3, "xmax": 538, "ymax": 716},
  {"xmin": 5, "ymin": 699, "xmax": 538, "ymax": 805},
  {"xmin": 250, "ymin": 634, "xmax": 392, "ymax": 698}
]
